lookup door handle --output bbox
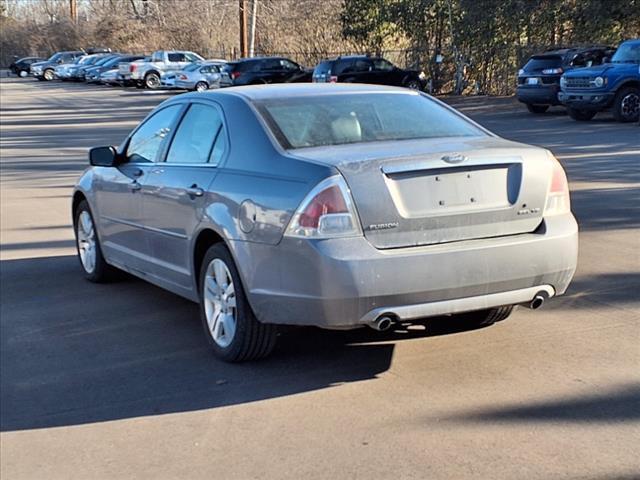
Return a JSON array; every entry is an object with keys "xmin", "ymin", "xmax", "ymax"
[{"xmin": 186, "ymin": 184, "xmax": 204, "ymax": 198}]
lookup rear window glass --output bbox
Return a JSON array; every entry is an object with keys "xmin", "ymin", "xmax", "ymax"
[
  {"xmin": 257, "ymin": 93, "xmax": 484, "ymax": 149},
  {"xmin": 314, "ymin": 61, "xmax": 332, "ymax": 74},
  {"xmin": 523, "ymin": 56, "xmax": 563, "ymax": 71}
]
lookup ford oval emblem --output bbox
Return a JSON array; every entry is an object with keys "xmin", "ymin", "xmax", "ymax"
[{"xmin": 441, "ymin": 153, "xmax": 467, "ymax": 164}]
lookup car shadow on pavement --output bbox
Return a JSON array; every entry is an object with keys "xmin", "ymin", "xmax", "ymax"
[
  {"xmin": 441, "ymin": 383, "xmax": 640, "ymax": 424},
  {"xmin": 0, "ymin": 255, "xmax": 484, "ymax": 432}
]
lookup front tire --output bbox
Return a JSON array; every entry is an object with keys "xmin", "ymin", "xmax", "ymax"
[
  {"xmin": 456, "ymin": 305, "xmax": 514, "ymax": 327},
  {"xmin": 526, "ymin": 104, "xmax": 549, "ymax": 114},
  {"xmin": 199, "ymin": 244, "xmax": 277, "ymax": 362},
  {"xmin": 568, "ymin": 108, "xmax": 596, "ymax": 121},
  {"xmin": 43, "ymin": 69, "xmax": 54, "ymax": 81},
  {"xmin": 613, "ymin": 86, "xmax": 639, "ymax": 123},
  {"xmin": 74, "ymin": 200, "xmax": 113, "ymax": 282}
]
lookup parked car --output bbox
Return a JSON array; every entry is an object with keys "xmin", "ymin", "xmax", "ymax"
[
  {"xmin": 116, "ymin": 56, "xmax": 149, "ymax": 86},
  {"xmin": 66, "ymin": 53, "xmax": 112, "ymax": 80},
  {"xmin": 99, "ymin": 68, "xmax": 121, "ymax": 86},
  {"xmin": 164, "ymin": 61, "xmax": 232, "ymax": 91},
  {"xmin": 312, "ymin": 55, "xmax": 427, "ymax": 90},
  {"xmin": 224, "ymin": 57, "xmax": 311, "ymax": 86},
  {"xmin": 69, "ymin": 53, "xmax": 115, "ymax": 82},
  {"xmin": 54, "ymin": 55, "xmax": 101, "ymax": 80},
  {"xmin": 516, "ymin": 46, "xmax": 615, "ymax": 113},
  {"xmin": 85, "ymin": 55, "xmax": 145, "ymax": 83},
  {"xmin": 31, "ymin": 51, "xmax": 85, "ymax": 81},
  {"xmin": 9, "ymin": 56, "xmax": 46, "ymax": 77},
  {"xmin": 72, "ymin": 84, "xmax": 577, "ymax": 362},
  {"xmin": 559, "ymin": 39, "xmax": 640, "ymax": 122},
  {"xmin": 129, "ymin": 50, "xmax": 204, "ymax": 89}
]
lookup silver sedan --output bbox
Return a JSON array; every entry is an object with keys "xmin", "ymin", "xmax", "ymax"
[
  {"xmin": 72, "ymin": 84, "xmax": 578, "ymax": 362},
  {"xmin": 163, "ymin": 62, "xmax": 232, "ymax": 91}
]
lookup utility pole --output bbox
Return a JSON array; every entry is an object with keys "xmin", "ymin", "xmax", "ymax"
[
  {"xmin": 69, "ymin": 0, "xmax": 78, "ymax": 23},
  {"xmin": 249, "ymin": 0, "xmax": 258, "ymax": 58},
  {"xmin": 239, "ymin": 0, "xmax": 248, "ymax": 58}
]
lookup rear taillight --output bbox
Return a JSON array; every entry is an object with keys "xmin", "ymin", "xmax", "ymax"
[
  {"xmin": 130, "ymin": 64, "xmax": 137, "ymax": 73},
  {"xmin": 231, "ymin": 71, "xmax": 241, "ymax": 80},
  {"xmin": 329, "ymin": 75, "xmax": 338, "ymax": 83},
  {"xmin": 285, "ymin": 175, "xmax": 362, "ymax": 239},
  {"xmin": 544, "ymin": 153, "xmax": 571, "ymax": 216},
  {"xmin": 542, "ymin": 67, "xmax": 563, "ymax": 75},
  {"xmin": 179, "ymin": 74, "xmax": 187, "ymax": 80}
]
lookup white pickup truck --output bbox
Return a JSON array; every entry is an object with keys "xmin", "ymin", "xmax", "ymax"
[{"xmin": 127, "ymin": 50, "xmax": 204, "ymax": 89}]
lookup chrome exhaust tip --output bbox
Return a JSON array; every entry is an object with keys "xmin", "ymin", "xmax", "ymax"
[
  {"xmin": 370, "ymin": 315, "xmax": 395, "ymax": 332},
  {"xmin": 529, "ymin": 295, "xmax": 545, "ymax": 310}
]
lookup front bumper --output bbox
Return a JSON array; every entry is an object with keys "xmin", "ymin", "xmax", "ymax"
[
  {"xmin": 516, "ymin": 84, "xmax": 561, "ymax": 105},
  {"xmin": 558, "ymin": 90, "xmax": 614, "ymax": 111},
  {"xmin": 232, "ymin": 214, "xmax": 579, "ymax": 328},
  {"xmin": 175, "ymin": 80, "xmax": 196, "ymax": 90}
]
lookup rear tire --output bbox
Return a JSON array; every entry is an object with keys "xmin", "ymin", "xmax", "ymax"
[
  {"xmin": 195, "ymin": 81, "xmax": 208, "ymax": 92},
  {"xmin": 612, "ymin": 86, "xmax": 639, "ymax": 123},
  {"xmin": 144, "ymin": 72, "xmax": 161, "ymax": 89},
  {"xmin": 199, "ymin": 243, "xmax": 277, "ymax": 362},
  {"xmin": 526, "ymin": 104, "xmax": 549, "ymax": 114},
  {"xmin": 568, "ymin": 108, "xmax": 596, "ymax": 121},
  {"xmin": 404, "ymin": 79, "xmax": 421, "ymax": 90},
  {"xmin": 456, "ymin": 306, "xmax": 514, "ymax": 327}
]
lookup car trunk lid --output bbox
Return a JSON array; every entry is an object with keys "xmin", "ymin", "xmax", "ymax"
[{"xmin": 293, "ymin": 137, "xmax": 551, "ymax": 249}]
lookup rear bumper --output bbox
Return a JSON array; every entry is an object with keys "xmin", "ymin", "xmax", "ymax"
[
  {"xmin": 516, "ymin": 85, "xmax": 561, "ymax": 105},
  {"xmin": 231, "ymin": 214, "xmax": 578, "ymax": 328},
  {"xmin": 558, "ymin": 90, "xmax": 614, "ymax": 110}
]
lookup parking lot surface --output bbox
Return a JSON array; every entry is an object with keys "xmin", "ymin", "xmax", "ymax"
[{"xmin": 1, "ymin": 78, "xmax": 639, "ymax": 479}]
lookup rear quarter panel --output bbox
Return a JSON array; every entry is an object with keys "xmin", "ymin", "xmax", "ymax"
[{"xmin": 198, "ymin": 94, "xmax": 333, "ymax": 246}]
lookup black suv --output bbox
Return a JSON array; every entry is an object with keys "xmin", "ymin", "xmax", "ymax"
[
  {"xmin": 516, "ymin": 46, "xmax": 614, "ymax": 113},
  {"xmin": 312, "ymin": 55, "xmax": 426, "ymax": 90},
  {"xmin": 224, "ymin": 57, "xmax": 311, "ymax": 86}
]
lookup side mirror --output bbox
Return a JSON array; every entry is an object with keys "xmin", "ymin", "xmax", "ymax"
[{"xmin": 89, "ymin": 146, "xmax": 118, "ymax": 167}]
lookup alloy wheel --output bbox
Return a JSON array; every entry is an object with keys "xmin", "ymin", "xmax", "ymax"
[
  {"xmin": 76, "ymin": 211, "xmax": 96, "ymax": 274},
  {"xmin": 203, "ymin": 258, "xmax": 237, "ymax": 348},
  {"xmin": 196, "ymin": 82, "xmax": 208, "ymax": 92},
  {"xmin": 145, "ymin": 74, "xmax": 160, "ymax": 89},
  {"xmin": 621, "ymin": 93, "xmax": 639, "ymax": 120},
  {"xmin": 406, "ymin": 80, "xmax": 420, "ymax": 90},
  {"xmin": 44, "ymin": 69, "xmax": 54, "ymax": 81}
]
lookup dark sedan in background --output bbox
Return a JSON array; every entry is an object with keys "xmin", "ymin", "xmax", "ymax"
[
  {"xmin": 312, "ymin": 55, "xmax": 427, "ymax": 90},
  {"xmin": 9, "ymin": 56, "xmax": 46, "ymax": 77},
  {"xmin": 516, "ymin": 45, "xmax": 614, "ymax": 113}
]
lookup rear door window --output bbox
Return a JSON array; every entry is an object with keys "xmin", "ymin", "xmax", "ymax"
[
  {"xmin": 166, "ymin": 104, "xmax": 226, "ymax": 165},
  {"xmin": 126, "ymin": 105, "xmax": 182, "ymax": 163},
  {"xmin": 168, "ymin": 53, "xmax": 187, "ymax": 62},
  {"xmin": 353, "ymin": 59, "xmax": 372, "ymax": 72}
]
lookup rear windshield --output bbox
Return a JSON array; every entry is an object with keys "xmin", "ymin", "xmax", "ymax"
[
  {"xmin": 313, "ymin": 61, "xmax": 333, "ymax": 74},
  {"xmin": 257, "ymin": 93, "xmax": 484, "ymax": 149},
  {"xmin": 523, "ymin": 55, "xmax": 563, "ymax": 71}
]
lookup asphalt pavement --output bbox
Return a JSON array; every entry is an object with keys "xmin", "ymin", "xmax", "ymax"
[{"xmin": 1, "ymin": 77, "xmax": 639, "ymax": 479}]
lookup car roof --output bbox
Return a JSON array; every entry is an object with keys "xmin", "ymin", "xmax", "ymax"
[
  {"xmin": 182, "ymin": 83, "xmax": 417, "ymax": 102},
  {"xmin": 621, "ymin": 39, "xmax": 640, "ymax": 46}
]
